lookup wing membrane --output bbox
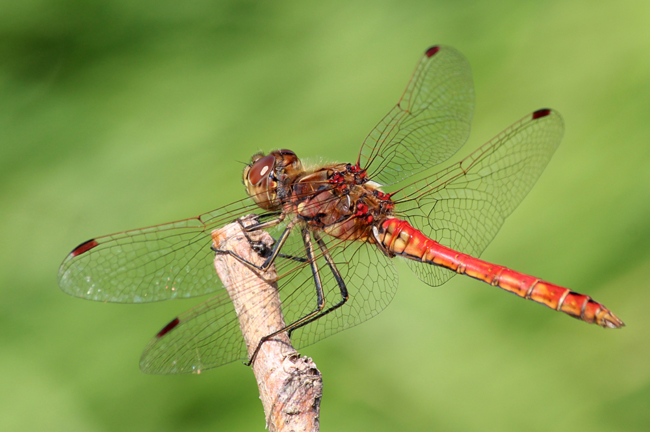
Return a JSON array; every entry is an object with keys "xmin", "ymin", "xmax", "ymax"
[{"xmin": 358, "ymin": 45, "xmax": 474, "ymax": 185}]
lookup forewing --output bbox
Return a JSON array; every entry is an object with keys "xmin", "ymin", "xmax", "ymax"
[
  {"xmin": 358, "ymin": 45, "xmax": 474, "ymax": 185},
  {"xmin": 393, "ymin": 109, "xmax": 564, "ymax": 286},
  {"xmin": 58, "ymin": 197, "xmax": 262, "ymax": 303}
]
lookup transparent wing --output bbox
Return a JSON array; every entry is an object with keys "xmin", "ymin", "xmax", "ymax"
[
  {"xmin": 140, "ymin": 290, "xmax": 246, "ymax": 374},
  {"xmin": 357, "ymin": 45, "xmax": 474, "ymax": 185},
  {"xmin": 57, "ymin": 197, "xmax": 265, "ymax": 303},
  {"xmin": 140, "ymin": 225, "xmax": 398, "ymax": 374},
  {"xmin": 392, "ymin": 109, "xmax": 564, "ymax": 286}
]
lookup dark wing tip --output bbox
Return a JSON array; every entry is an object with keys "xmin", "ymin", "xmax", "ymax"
[
  {"xmin": 156, "ymin": 317, "xmax": 180, "ymax": 338},
  {"xmin": 425, "ymin": 46, "xmax": 441, "ymax": 57},
  {"xmin": 532, "ymin": 108, "xmax": 552, "ymax": 120},
  {"xmin": 70, "ymin": 239, "xmax": 99, "ymax": 257}
]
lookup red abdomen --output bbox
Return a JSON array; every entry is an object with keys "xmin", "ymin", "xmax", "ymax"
[{"xmin": 378, "ymin": 219, "xmax": 624, "ymax": 328}]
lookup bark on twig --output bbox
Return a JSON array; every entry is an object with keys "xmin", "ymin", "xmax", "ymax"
[{"xmin": 212, "ymin": 216, "xmax": 322, "ymax": 432}]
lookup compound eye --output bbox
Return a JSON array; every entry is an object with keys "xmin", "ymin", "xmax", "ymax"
[{"xmin": 248, "ymin": 155, "xmax": 275, "ymax": 186}]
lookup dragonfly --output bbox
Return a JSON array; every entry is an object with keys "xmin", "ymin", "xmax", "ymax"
[{"xmin": 59, "ymin": 45, "xmax": 624, "ymax": 374}]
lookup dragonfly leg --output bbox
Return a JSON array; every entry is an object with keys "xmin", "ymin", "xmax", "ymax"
[
  {"xmin": 211, "ymin": 218, "xmax": 298, "ymax": 272},
  {"xmin": 239, "ymin": 212, "xmax": 285, "ymax": 232},
  {"xmin": 246, "ymin": 226, "xmax": 326, "ymax": 366},
  {"xmin": 288, "ymin": 231, "xmax": 349, "ymax": 337},
  {"xmin": 277, "ymin": 253, "xmax": 308, "ymax": 263}
]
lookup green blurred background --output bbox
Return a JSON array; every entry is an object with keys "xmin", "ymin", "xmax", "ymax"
[{"xmin": 2, "ymin": 0, "xmax": 649, "ymax": 430}]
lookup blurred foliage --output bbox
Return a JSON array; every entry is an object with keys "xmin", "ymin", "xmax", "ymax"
[{"xmin": 1, "ymin": 0, "xmax": 649, "ymax": 431}]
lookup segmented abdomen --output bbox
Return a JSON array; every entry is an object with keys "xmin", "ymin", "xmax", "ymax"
[{"xmin": 378, "ymin": 218, "xmax": 624, "ymax": 328}]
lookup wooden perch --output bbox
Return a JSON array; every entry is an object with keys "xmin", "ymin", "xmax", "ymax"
[{"xmin": 212, "ymin": 216, "xmax": 322, "ymax": 432}]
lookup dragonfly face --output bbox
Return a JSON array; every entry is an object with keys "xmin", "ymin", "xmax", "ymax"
[{"xmin": 243, "ymin": 149, "xmax": 303, "ymax": 210}]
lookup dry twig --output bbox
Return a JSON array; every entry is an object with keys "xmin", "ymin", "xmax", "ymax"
[{"xmin": 212, "ymin": 216, "xmax": 322, "ymax": 431}]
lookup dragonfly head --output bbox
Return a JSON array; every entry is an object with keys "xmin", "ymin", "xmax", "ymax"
[{"xmin": 243, "ymin": 149, "xmax": 302, "ymax": 210}]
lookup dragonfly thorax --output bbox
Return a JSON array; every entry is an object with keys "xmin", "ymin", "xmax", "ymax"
[{"xmin": 292, "ymin": 163, "xmax": 396, "ymax": 243}]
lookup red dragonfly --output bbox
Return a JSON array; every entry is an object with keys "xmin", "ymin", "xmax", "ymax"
[{"xmin": 59, "ymin": 46, "xmax": 624, "ymax": 374}]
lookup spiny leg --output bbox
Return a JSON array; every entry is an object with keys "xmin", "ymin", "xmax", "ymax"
[
  {"xmin": 288, "ymin": 231, "xmax": 349, "ymax": 337},
  {"xmin": 277, "ymin": 253, "xmax": 308, "ymax": 263},
  {"xmin": 246, "ymin": 226, "xmax": 326, "ymax": 366},
  {"xmin": 239, "ymin": 212, "xmax": 285, "ymax": 232}
]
